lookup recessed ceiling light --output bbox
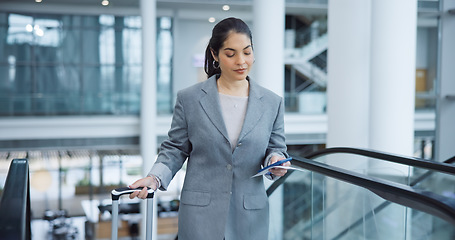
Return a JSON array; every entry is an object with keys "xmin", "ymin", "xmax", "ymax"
[
  {"xmin": 101, "ymin": 0, "xmax": 109, "ymax": 6},
  {"xmin": 208, "ymin": 17, "xmax": 216, "ymax": 23},
  {"xmin": 222, "ymin": 5, "xmax": 230, "ymax": 11},
  {"xmin": 25, "ymin": 24, "xmax": 33, "ymax": 32},
  {"xmin": 35, "ymin": 28, "xmax": 44, "ymax": 37},
  {"xmin": 35, "ymin": 0, "xmax": 42, "ymax": 2}
]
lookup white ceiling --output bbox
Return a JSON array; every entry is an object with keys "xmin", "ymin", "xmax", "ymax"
[{"xmin": 0, "ymin": 0, "xmax": 328, "ymax": 19}]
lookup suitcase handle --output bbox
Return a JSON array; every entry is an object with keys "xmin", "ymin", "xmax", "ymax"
[
  {"xmin": 111, "ymin": 187, "xmax": 154, "ymax": 201},
  {"xmin": 111, "ymin": 187, "xmax": 154, "ymax": 240}
]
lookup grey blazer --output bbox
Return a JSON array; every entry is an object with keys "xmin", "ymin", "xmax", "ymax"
[{"xmin": 149, "ymin": 75, "xmax": 288, "ymax": 240}]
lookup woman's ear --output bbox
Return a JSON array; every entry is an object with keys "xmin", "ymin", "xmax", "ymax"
[{"xmin": 210, "ymin": 49, "xmax": 219, "ymax": 62}]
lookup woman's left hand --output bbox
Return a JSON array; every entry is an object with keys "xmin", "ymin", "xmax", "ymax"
[{"xmin": 268, "ymin": 155, "xmax": 291, "ymax": 177}]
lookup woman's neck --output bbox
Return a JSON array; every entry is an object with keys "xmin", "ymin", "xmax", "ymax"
[{"xmin": 217, "ymin": 77, "xmax": 249, "ymax": 97}]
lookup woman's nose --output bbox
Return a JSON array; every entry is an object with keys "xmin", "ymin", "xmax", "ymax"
[{"xmin": 236, "ymin": 54, "xmax": 246, "ymax": 65}]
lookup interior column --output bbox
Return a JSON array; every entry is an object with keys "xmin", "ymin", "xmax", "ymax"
[
  {"xmin": 252, "ymin": 0, "xmax": 285, "ymax": 97},
  {"xmin": 140, "ymin": 0, "xmax": 157, "ymax": 239}
]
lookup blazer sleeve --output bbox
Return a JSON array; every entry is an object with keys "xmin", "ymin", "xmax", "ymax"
[
  {"xmin": 264, "ymin": 97, "xmax": 289, "ymax": 167},
  {"xmin": 148, "ymin": 91, "xmax": 191, "ymax": 191}
]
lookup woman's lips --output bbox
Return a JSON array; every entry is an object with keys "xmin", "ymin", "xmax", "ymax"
[{"xmin": 235, "ymin": 68, "xmax": 247, "ymax": 74}]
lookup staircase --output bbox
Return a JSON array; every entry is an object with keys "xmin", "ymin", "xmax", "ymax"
[{"xmin": 285, "ymin": 33, "xmax": 328, "ymax": 88}]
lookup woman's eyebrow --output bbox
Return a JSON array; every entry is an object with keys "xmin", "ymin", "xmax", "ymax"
[{"xmin": 223, "ymin": 45, "xmax": 252, "ymax": 51}]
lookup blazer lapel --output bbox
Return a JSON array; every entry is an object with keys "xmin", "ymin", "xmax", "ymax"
[
  {"xmin": 199, "ymin": 76, "xmax": 230, "ymax": 142},
  {"xmin": 238, "ymin": 80, "xmax": 265, "ymax": 142}
]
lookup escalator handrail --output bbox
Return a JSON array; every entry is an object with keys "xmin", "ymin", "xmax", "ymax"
[
  {"xmin": 266, "ymin": 148, "xmax": 455, "ymax": 197},
  {"xmin": 0, "ymin": 159, "xmax": 31, "ymax": 240},
  {"xmin": 287, "ymin": 156, "xmax": 455, "ymax": 226},
  {"xmin": 266, "ymin": 148, "xmax": 455, "ymax": 238},
  {"xmin": 303, "ymin": 147, "xmax": 455, "ymax": 175},
  {"xmin": 332, "ymin": 153, "xmax": 455, "ymax": 239}
]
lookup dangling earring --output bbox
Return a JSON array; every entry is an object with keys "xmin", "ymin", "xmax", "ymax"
[{"xmin": 213, "ymin": 60, "xmax": 220, "ymax": 69}]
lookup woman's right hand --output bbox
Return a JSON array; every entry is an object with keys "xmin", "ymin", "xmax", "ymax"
[{"xmin": 128, "ymin": 176, "xmax": 157, "ymax": 199}]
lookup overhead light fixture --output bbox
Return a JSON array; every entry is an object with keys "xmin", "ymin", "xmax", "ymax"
[
  {"xmin": 208, "ymin": 17, "xmax": 216, "ymax": 23},
  {"xmin": 25, "ymin": 24, "xmax": 44, "ymax": 37},
  {"xmin": 222, "ymin": 5, "xmax": 230, "ymax": 11},
  {"xmin": 25, "ymin": 24, "xmax": 33, "ymax": 32},
  {"xmin": 35, "ymin": 0, "xmax": 42, "ymax": 2},
  {"xmin": 35, "ymin": 28, "xmax": 44, "ymax": 37},
  {"xmin": 101, "ymin": 0, "xmax": 109, "ymax": 6}
]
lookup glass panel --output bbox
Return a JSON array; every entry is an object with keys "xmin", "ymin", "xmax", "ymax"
[
  {"xmin": 82, "ymin": 66, "xmax": 100, "ymax": 113},
  {"xmin": 0, "ymin": 26, "xmax": 8, "ymax": 62},
  {"xmin": 306, "ymin": 152, "xmax": 455, "ymax": 196},
  {"xmin": 309, "ymin": 153, "xmax": 412, "ymax": 185},
  {"xmin": 82, "ymin": 29, "xmax": 101, "ymax": 64},
  {"xmin": 268, "ymin": 167, "xmax": 455, "ymax": 240},
  {"xmin": 284, "ymin": 14, "xmax": 328, "ymax": 113},
  {"xmin": 7, "ymin": 14, "xmax": 34, "ymax": 47},
  {"xmin": 36, "ymin": 65, "xmax": 61, "ymax": 93},
  {"xmin": 6, "ymin": 27, "xmax": 33, "ymax": 62},
  {"xmin": 61, "ymin": 15, "xmax": 82, "ymax": 27},
  {"xmin": 0, "ymin": 12, "xmax": 7, "ymax": 25},
  {"xmin": 0, "ymin": 65, "xmax": 12, "ymax": 93},
  {"xmin": 60, "ymin": 29, "xmax": 81, "ymax": 63},
  {"xmin": 0, "ymin": 11, "xmax": 157, "ymax": 116},
  {"xmin": 318, "ymin": 175, "xmax": 407, "ymax": 240},
  {"xmin": 11, "ymin": 65, "xmax": 32, "ymax": 94},
  {"xmin": 99, "ymin": 27, "xmax": 115, "ymax": 64},
  {"xmin": 124, "ymin": 16, "xmax": 141, "ymax": 28},
  {"xmin": 415, "ymin": 19, "xmax": 438, "ymax": 111},
  {"xmin": 412, "ymin": 170, "xmax": 455, "ymax": 197},
  {"xmin": 123, "ymin": 28, "xmax": 142, "ymax": 65},
  {"xmin": 34, "ymin": 44, "xmax": 59, "ymax": 63},
  {"xmin": 157, "ymin": 17, "xmax": 173, "ymax": 114},
  {"xmin": 122, "ymin": 66, "xmax": 141, "ymax": 114},
  {"xmin": 81, "ymin": 15, "xmax": 100, "ymax": 27},
  {"xmin": 0, "ymin": 64, "xmax": 32, "ymax": 115},
  {"xmin": 99, "ymin": 15, "xmax": 114, "ymax": 27},
  {"xmin": 33, "ymin": 18, "xmax": 61, "ymax": 47}
]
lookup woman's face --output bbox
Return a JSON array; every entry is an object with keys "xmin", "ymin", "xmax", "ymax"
[{"xmin": 213, "ymin": 32, "xmax": 254, "ymax": 82}]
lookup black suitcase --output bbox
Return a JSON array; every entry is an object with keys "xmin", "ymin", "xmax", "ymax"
[{"xmin": 111, "ymin": 187, "xmax": 154, "ymax": 240}]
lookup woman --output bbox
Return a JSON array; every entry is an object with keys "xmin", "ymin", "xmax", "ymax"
[{"xmin": 129, "ymin": 17, "xmax": 290, "ymax": 240}]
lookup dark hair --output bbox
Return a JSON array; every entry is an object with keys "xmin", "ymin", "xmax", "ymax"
[{"xmin": 204, "ymin": 17, "xmax": 253, "ymax": 78}]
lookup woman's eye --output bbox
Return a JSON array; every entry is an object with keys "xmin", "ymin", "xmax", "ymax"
[
  {"xmin": 244, "ymin": 52, "xmax": 251, "ymax": 55},
  {"xmin": 226, "ymin": 53, "xmax": 235, "ymax": 57}
]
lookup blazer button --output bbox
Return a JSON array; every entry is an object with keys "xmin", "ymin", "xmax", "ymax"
[
  {"xmin": 237, "ymin": 142, "xmax": 242, "ymax": 147},
  {"xmin": 226, "ymin": 164, "xmax": 232, "ymax": 170}
]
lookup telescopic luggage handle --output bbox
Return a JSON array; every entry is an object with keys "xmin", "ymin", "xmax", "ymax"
[
  {"xmin": 111, "ymin": 187, "xmax": 154, "ymax": 240},
  {"xmin": 111, "ymin": 187, "xmax": 154, "ymax": 200}
]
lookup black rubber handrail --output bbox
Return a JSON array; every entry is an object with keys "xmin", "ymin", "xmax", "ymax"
[
  {"xmin": 332, "ymin": 154, "xmax": 455, "ymax": 240},
  {"xmin": 267, "ymin": 147, "xmax": 455, "ymax": 196},
  {"xmin": 286, "ymin": 156, "xmax": 455, "ymax": 226},
  {"xmin": 266, "ymin": 148, "xmax": 455, "ymax": 238},
  {"xmin": 303, "ymin": 147, "xmax": 455, "ymax": 175},
  {"xmin": 0, "ymin": 159, "xmax": 31, "ymax": 240}
]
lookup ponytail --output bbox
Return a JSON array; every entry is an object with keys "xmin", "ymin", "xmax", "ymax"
[{"xmin": 204, "ymin": 45, "xmax": 221, "ymax": 78}]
